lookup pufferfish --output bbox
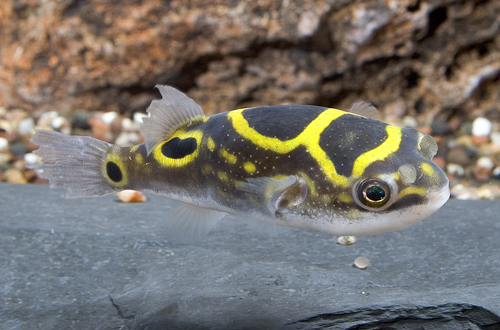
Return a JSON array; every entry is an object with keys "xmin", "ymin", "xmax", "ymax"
[{"xmin": 30, "ymin": 85, "xmax": 449, "ymax": 242}]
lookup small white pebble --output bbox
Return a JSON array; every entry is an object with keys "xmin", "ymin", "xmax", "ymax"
[
  {"xmin": 24, "ymin": 153, "xmax": 41, "ymax": 165},
  {"xmin": 17, "ymin": 117, "xmax": 35, "ymax": 135},
  {"xmin": 122, "ymin": 118, "xmax": 141, "ymax": 131},
  {"xmin": 101, "ymin": 111, "xmax": 118, "ymax": 125},
  {"xmin": 490, "ymin": 132, "xmax": 500, "ymax": 145},
  {"xmin": 472, "ymin": 117, "xmax": 492, "ymax": 136},
  {"xmin": 117, "ymin": 190, "xmax": 147, "ymax": 203},
  {"xmin": 0, "ymin": 137, "xmax": 8, "ymax": 151},
  {"xmin": 133, "ymin": 112, "xmax": 147, "ymax": 124},
  {"xmin": 493, "ymin": 167, "xmax": 500, "ymax": 177},
  {"xmin": 40, "ymin": 111, "xmax": 58, "ymax": 120},
  {"xmin": 477, "ymin": 156, "xmax": 495, "ymax": 170},
  {"xmin": 354, "ymin": 256, "xmax": 370, "ymax": 269},
  {"xmin": 337, "ymin": 236, "xmax": 356, "ymax": 245},
  {"xmin": 446, "ymin": 163, "xmax": 465, "ymax": 177},
  {"xmin": 115, "ymin": 132, "xmax": 140, "ymax": 146},
  {"xmin": 402, "ymin": 116, "xmax": 417, "ymax": 128}
]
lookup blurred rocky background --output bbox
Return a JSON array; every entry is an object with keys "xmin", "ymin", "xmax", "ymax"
[{"xmin": 0, "ymin": 0, "xmax": 499, "ymax": 198}]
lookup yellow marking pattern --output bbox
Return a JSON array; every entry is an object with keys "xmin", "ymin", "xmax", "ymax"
[
  {"xmin": 153, "ymin": 130, "xmax": 203, "ymax": 167},
  {"xmin": 420, "ymin": 162, "xmax": 435, "ymax": 177},
  {"xmin": 135, "ymin": 153, "xmax": 144, "ymax": 165},
  {"xmin": 351, "ymin": 126, "xmax": 402, "ymax": 177},
  {"xmin": 130, "ymin": 145, "xmax": 139, "ymax": 153},
  {"xmin": 103, "ymin": 150, "xmax": 128, "ymax": 188},
  {"xmin": 218, "ymin": 171, "xmax": 229, "ymax": 182},
  {"xmin": 227, "ymin": 109, "xmax": 402, "ymax": 187},
  {"xmin": 220, "ymin": 149, "xmax": 237, "ymax": 164},
  {"xmin": 299, "ymin": 172, "xmax": 318, "ymax": 197},
  {"xmin": 243, "ymin": 161, "xmax": 256, "ymax": 174},
  {"xmin": 202, "ymin": 164, "xmax": 212, "ymax": 174},
  {"xmin": 398, "ymin": 187, "xmax": 427, "ymax": 199},
  {"xmin": 336, "ymin": 192, "xmax": 352, "ymax": 203},
  {"xmin": 322, "ymin": 194, "xmax": 332, "ymax": 203},
  {"xmin": 207, "ymin": 137, "xmax": 215, "ymax": 152}
]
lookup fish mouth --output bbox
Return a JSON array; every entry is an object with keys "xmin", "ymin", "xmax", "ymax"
[{"xmin": 428, "ymin": 182, "xmax": 450, "ymax": 209}]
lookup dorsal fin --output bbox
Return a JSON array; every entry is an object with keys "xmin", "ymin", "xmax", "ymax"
[
  {"xmin": 349, "ymin": 101, "xmax": 381, "ymax": 121},
  {"xmin": 141, "ymin": 85, "xmax": 206, "ymax": 155}
]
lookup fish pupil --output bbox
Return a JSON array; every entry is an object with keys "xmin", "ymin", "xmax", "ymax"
[
  {"xmin": 162, "ymin": 137, "xmax": 197, "ymax": 159},
  {"xmin": 366, "ymin": 185, "xmax": 385, "ymax": 201},
  {"xmin": 106, "ymin": 161, "xmax": 122, "ymax": 182}
]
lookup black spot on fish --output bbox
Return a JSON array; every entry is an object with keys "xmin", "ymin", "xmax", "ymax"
[
  {"xmin": 242, "ymin": 105, "xmax": 326, "ymax": 141},
  {"xmin": 320, "ymin": 115, "xmax": 388, "ymax": 177},
  {"xmin": 162, "ymin": 137, "xmax": 197, "ymax": 159},
  {"xmin": 106, "ymin": 161, "xmax": 122, "ymax": 182}
]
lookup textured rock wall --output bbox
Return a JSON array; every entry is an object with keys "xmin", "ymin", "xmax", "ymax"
[{"xmin": 1, "ymin": 0, "xmax": 499, "ymax": 123}]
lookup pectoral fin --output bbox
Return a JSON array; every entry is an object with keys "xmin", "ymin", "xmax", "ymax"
[{"xmin": 236, "ymin": 175, "xmax": 308, "ymax": 218}]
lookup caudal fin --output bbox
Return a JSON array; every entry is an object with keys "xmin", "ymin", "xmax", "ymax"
[{"xmin": 30, "ymin": 130, "xmax": 116, "ymax": 198}]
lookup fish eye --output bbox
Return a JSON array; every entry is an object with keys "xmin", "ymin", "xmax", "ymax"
[{"xmin": 355, "ymin": 179, "xmax": 391, "ymax": 211}]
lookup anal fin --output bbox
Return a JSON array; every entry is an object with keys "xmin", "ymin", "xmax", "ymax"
[{"xmin": 163, "ymin": 204, "xmax": 226, "ymax": 243}]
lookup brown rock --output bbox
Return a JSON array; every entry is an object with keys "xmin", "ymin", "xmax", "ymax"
[
  {"xmin": 0, "ymin": 0, "xmax": 499, "ymax": 123},
  {"xmin": 432, "ymin": 156, "xmax": 446, "ymax": 170},
  {"xmin": 446, "ymin": 147, "xmax": 472, "ymax": 167},
  {"xmin": 4, "ymin": 168, "xmax": 27, "ymax": 184},
  {"xmin": 471, "ymin": 134, "xmax": 489, "ymax": 146}
]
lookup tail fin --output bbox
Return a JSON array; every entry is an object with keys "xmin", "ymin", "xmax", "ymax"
[{"xmin": 30, "ymin": 130, "xmax": 115, "ymax": 198}]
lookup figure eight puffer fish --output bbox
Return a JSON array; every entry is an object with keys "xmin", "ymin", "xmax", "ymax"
[{"xmin": 30, "ymin": 85, "xmax": 450, "ymax": 242}]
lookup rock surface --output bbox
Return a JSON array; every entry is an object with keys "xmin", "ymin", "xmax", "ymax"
[
  {"xmin": 1, "ymin": 0, "xmax": 500, "ymax": 123},
  {"xmin": 1, "ymin": 183, "xmax": 500, "ymax": 329}
]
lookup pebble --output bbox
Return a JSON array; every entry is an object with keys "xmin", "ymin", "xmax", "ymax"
[
  {"xmin": 4, "ymin": 168, "xmax": 27, "ymax": 184},
  {"xmin": 353, "ymin": 256, "xmax": 370, "ymax": 269},
  {"xmin": 0, "ymin": 152, "xmax": 13, "ymax": 164},
  {"xmin": 133, "ymin": 112, "xmax": 147, "ymax": 124},
  {"xmin": 24, "ymin": 153, "xmax": 41, "ymax": 165},
  {"xmin": 17, "ymin": 117, "xmax": 35, "ymax": 135},
  {"xmin": 71, "ymin": 111, "xmax": 93, "ymax": 130},
  {"xmin": 432, "ymin": 156, "xmax": 446, "ymax": 170},
  {"xmin": 115, "ymin": 131, "xmax": 141, "ymax": 146},
  {"xmin": 476, "ymin": 156, "xmax": 495, "ymax": 170},
  {"xmin": 446, "ymin": 163, "xmax": 465, "ymax": 177},
  {"xmin": 101, "ymin": 112, "xmax": 118, "ymax": 125},
  {"xmin": 402, "ymin": 116, "xmax": 417, "ymax": 128},
  {"xmin": 0, "ymin": 137, "xmax": 8, "ymax": 152},
  {"xmin": 52, "ymin": 116, "xmax": 71, "ymax": 134},
  {"xmin": 472, "ymin": 117, "xmax": 492, "ymax": 136},
  {"xmin": 337, "ymin": 236, "xmax": 356, "ymax": 245},
  {"xmin": 471, "ymin": 134, "xmax": 489, "ymax": 145},
  {"xmin": 446, "ymin": 146, "xmax": 472, "ymax": 166},
  {"xmin": 431, "ymin": 118, "xmax": 450, "ymax": 136},
  {"xmin": 492, "ymin": 167, "xmax": 500, "ymax": 179},
  {"xmin": 117, "ymin": 190, "xmax": 147, "ymax": 203},
  {"xmin": 490, "ymin": 132, "xmax": 500, "ymax": 145},
  {"xmin": 9, "ymin": 141, "xmax": 28, "ymax": 155},
  {"xmin": 37, "ymin": 111, "xmax": 58, "ymax": 128}
]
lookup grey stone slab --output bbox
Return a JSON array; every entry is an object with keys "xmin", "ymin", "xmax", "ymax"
[{"xmin": 1, "ymin": 183, "xmax": 499, "ymax": 330}]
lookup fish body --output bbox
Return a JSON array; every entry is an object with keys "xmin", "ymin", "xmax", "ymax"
[{"xmin": 31, "ymin": 86, "xmax": 449, "ymax": 241}]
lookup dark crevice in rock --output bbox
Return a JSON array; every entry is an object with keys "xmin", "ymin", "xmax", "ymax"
[
  {"xmin": 286, "ymin": 303, "xmax": 500, "ymax": 330},
  {"xmin": 421, "ymin": 6, "xmax": 448, "ymax": 41},
  {"xmin": 109, "ymin": 295, "xmax": 135, "ymax": 321}
]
